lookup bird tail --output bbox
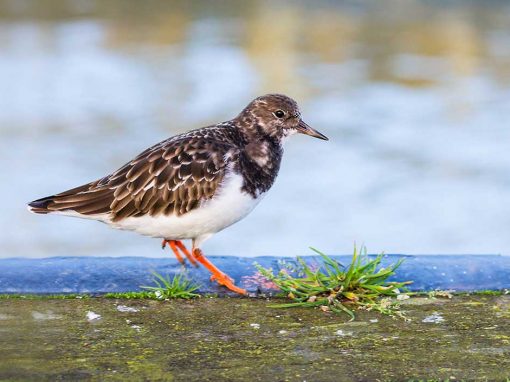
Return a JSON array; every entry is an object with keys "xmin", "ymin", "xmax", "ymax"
[
  {"xmin": 27, "ymin": 183, "xmax": 114, "ymax": 216},
  {"xmin": 28, "ymin": 196, "xmax": 55, "ymax": 214}
]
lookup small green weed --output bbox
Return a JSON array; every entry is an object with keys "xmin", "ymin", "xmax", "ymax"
[
  {"xmin": 256, "ymin": 245, "xmax": 412, "ymax": 320},
  {"xmin": 141, "ymin": 272, "xmax": 200, "ymax": 300}
]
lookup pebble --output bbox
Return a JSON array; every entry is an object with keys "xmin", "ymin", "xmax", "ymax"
[
  {"xmin": 86, "ymin": 311, "xmax": 101, "ymax": 321},
  {"xmin": 422, "ymin": 312, "xmax": 445, "ymax": 324},
  {"xmin": 116, "ymin": 305, "xmax": 139, "ymax": 313}
]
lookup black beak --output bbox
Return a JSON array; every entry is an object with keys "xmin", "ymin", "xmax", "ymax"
[{"xmin": 296, "ymin": 120, "xmax": 328, "ymax": 141}]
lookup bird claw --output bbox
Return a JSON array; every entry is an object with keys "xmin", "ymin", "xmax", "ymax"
[{"xmin": 210, "ymin": 273, "xmax": 247, "ymax": 295}]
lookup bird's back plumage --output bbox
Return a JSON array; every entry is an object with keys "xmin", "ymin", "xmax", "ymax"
[{"xmin": 29, "ymin": 124, "xmax": 243, "ymax": 221}]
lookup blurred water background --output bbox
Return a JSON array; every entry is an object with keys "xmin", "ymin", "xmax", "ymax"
[{"xmin": 1, "ymin": 0, "xmax": 509, "ymax": 258}]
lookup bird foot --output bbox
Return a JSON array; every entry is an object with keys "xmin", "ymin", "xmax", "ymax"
[
  {"xmin": 191, "ymin": 248, "xmax": 247, "ymax": 295},
  {"xmin": 210, "ymin": 273, "xmax": 247, "ymax": 295}
]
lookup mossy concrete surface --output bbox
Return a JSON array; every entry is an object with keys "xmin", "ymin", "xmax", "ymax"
[{"xmin": 1, "ymin": 296, "xmax": 509, "ymax": 381}]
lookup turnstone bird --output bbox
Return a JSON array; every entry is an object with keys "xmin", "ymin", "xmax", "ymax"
[{"xmin": 28, "ymin": 94, "xmax": 328, "ymax": 294}]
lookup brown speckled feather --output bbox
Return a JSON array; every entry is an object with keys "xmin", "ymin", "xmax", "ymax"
[{"xmin": 30, "ymin": 127, "xmax": 240, "ymax": 222}]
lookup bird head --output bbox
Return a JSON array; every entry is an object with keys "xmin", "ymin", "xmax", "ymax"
[{"xmin": 238, "ymin": 94, "xmax": 328, "ymax": 142}]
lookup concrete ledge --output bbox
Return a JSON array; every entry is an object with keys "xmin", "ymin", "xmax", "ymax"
[{"xmin": 1, "ymin": 255, "xmax": 509, "ymax": 294}]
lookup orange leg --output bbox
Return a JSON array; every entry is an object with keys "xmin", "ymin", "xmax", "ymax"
[
  {"xmin": 162, "ymin": 240, "xmax": 198, "ymax": 266},
  {"xmin": 162, "ymin": 239, "xmax": 184, "ymax": 264},
  {"xmin": 192, "ymin": 248, "xmax": 247, "ymax": 295},
  {"xmin": 174, "ymin": 240, "xmax": 198, "ymax": 267}
]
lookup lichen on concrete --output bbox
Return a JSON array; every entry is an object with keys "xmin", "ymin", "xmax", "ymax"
[{"xmin": 0, "ymin": 296, "xmax": 509, "ymax": 381}]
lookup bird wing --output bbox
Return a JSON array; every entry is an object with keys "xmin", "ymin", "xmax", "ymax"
[{"xmin": 29, "ymin": 135, "xmax": 238, "ymax": 222}]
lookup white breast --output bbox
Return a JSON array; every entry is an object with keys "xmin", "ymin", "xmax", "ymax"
[{"xmin": 108, "ymin": 172, "xmax": 263, "ymax": 245}]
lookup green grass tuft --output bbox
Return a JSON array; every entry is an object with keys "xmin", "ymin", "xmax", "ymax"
[
  {"xmin": 256, "ymin": 245, "xmax": 412, "ymax": 320},
  {"xmin": 140, "ymin": 272, "xmax": 200, "ymax": 300}
]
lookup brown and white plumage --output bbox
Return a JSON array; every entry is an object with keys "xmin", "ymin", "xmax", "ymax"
[
  {"xmin": 30, "ymin": 126, "xmax": 238, "ymax": 221},
  {"xmin": 28, "ymin": 94, "xmax": 328, "ymax": 294}
]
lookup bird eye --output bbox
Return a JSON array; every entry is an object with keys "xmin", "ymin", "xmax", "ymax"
[{"xmin": 274, "ymin": 110, "xmax": 285, "ymax": 118}]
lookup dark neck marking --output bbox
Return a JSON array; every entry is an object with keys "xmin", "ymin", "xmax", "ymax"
[
  {"xmin": 235, "ymin": 136, "xmax": 282, "ymax": 198},
  {"xmin": 218, "ymin": 120, "xmax": 284, "ymax": 198}
]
